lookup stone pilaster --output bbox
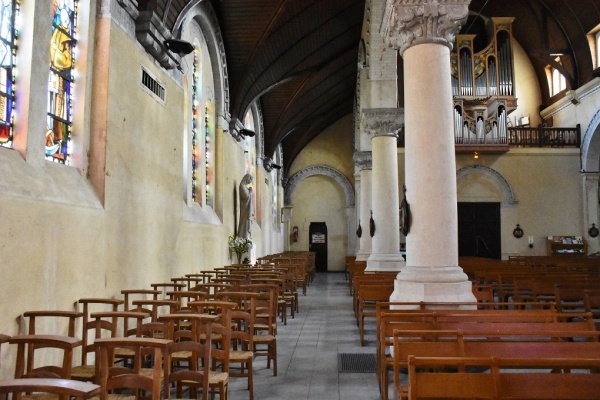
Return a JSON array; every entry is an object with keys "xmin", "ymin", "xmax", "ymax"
[
  {"xmin": 362, "ymin": 109, "xmax": 405, "ymax": 271},
  {"xmin": 382, "ymin": 0, "xmax": 475, "ymax": 302},
  {"xmin": 583, "ymin": 173, "xmax": 600, "ymax": 254},
  {"xmin": 354, "ymin": 151, "xmax": 373, "ymax": 261}
]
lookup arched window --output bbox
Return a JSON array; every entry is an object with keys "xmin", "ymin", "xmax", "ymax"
[
  {"xmin": 47, "ymin": 0, "xmax": 77, "ymax": 164},
  {"xmin": 547, "ymin": 57, "xmax": 566, "ymax": 97},
  {"xmin": 191, "ymin": 39, "xmax": 215, "ymax": 207},
  {"xmin": 0, "ymin": 0, "xmax": 18, "ymax": 149},
  {"xmin": 243, "ymin": 109, "xmax": 257, "ymax": 220}
]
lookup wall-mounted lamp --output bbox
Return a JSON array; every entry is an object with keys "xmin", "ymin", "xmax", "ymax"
[
  {"xmin": 271, "ymin": 163, "xmax": 282, "ymax": 170},
  {"xmin": 473, "ymin": 152, "xmax": 479, "ymax": 159},
  {"xmin": 239, "ymin": 128, "xmax": 255, "ymax": 137},
  {"xmin": 513, "ymin": 224, "xmax": 524, "ymax": 238},
  {"xmin": 164, "ymin": 39, "xmax": 194, "ymax": 56},
  {"xmin": 589, "ymin": 223, "xmax": 599, "ymax": 238}
]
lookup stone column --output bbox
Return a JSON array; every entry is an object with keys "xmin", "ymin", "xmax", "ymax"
[
  {"xmin": 281, "ymin": 206, "xmax": 293, "ymax": 251},
  {"xmin": 354, "ymin": 152, "xmax": 373, "ymax": 261},
  {"xmin": 583, "ymin": 173, "xmax": 600, "ymax": 254},
  {"xmin": 363, "ymin": 109, "xmax": 405, "ymax": 271},
  {"xmin": 381, "ymin": 0, "xmax": 475, "ymax": 302}
]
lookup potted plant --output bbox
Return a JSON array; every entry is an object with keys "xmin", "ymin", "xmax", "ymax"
[{"xmin": 228, "ymin": 235, "xmax": 252, "ymax": 264}]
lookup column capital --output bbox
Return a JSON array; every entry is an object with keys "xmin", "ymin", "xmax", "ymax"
[
  {"xmin": 354, "ymin": 151, "xmax": 372, "ymax": 170},
  {"xmin": 361, "ymin": 108, "xmax": 404, "ymax": 138},
  {"xmin": 381, "ymin": 0, "xmax": 470, "ymax": 56}
]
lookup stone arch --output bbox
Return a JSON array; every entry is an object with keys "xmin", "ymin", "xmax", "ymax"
[
  {"xmin": 284, "ymin": 166, "xmax": 354, "ymax": 206},
  {"xmin": 179, "ymin": 1, "xmax": 230, "ymax": 119},
  {"xmin": 456, "ymin": 165, "xmax": 518, "ymax": 205},
  {"xmin": 581, "ymin": 108, "xmax": 600, "ymax": 173}
]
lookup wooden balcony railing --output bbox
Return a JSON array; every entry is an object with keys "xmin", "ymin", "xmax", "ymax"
[
  {"xmin": 396, "ymin": 125, "xmax": 581, "ymax": 150},
  {"xmin": 506, "ymin": 125, "xmax": 581, "ymax": 147}
]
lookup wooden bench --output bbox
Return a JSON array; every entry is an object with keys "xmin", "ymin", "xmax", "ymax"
[
  {"xmin": 376, "ymin": 304, "xmax": 594, "ymax": 400},
  {"xmin": 355, "ymin": 283, "xmax": 394, "ymax": 346},
  {"xmin": 406, "ymin": 356, "xmax": 600, "ymax": 399},
  {"xmin": 393, "ymin": 329, "xmax": 600, "ymax": 399}
]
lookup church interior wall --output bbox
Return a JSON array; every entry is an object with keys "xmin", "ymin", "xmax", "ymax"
[
  {"xmin": 288, "ymin": 115, "xmax": 354, "ymax": 271},
  {"xmin": 0, "ymin": 7, "xmax": 283, "ymax": 376}
]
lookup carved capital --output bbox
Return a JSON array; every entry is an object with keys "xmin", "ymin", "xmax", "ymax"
[
  {"xmin": 361, "ymin": 108, "xmax": 404, "ymax": 138},
  {"xmin": 381, "ymin": 0, "xmax": 470, "ymax": 56},
  {"xmin": 354, "ymin": 151, "xmax": 373, "ymax": 170}
]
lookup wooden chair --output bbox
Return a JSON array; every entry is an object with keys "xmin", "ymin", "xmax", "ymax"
[
  {"xmin": 0, "ymin": 379, "xmax": 100, "ymax": 400},
  {"xmin": 160, "ymin": 314, "xmax": 218, "ymax": 400},
  {"xmin": 149, "ymin": 283, "xmax": 186, "ymax": 297},
  {"xmin": 120, "ymin": 289, "xmax": 161, "ymax": 336},
  {"xmin": 9, "ymin": 335, "xmax": 81, "ymax": 380},
  {"xmin": 88, "ymin": 311, "xmax": 149, "ymax": 367},
  {"xmin": 93, "ymin": 337, "xmax": 171, "ymax": 400},
  {"xmin": 227, "ymin": 310, "xmax": 254, "ymax": 400},
  {"xmin": 240, "ymin": 284, "xmax": 278, "ymax": 376},
  {"xmin": 130, "ymin": 299, "xmax": 180, "ymax": 323},
  {"xmin": 20, "ymin": 311, "xmax": 83, "ymax": 377},
  {"xmin": 71, "ymin": 299, "xmax": 124, "ymax": 382}
]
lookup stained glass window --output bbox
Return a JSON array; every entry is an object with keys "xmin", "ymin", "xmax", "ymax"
[
  {"xmin": 191, "ymin": 48, "xmax": 202, "ymax": 203},
  {"xmin": 205, "ymin": 101, "xmax": 214, "ymax": 207},
  {"xmin": 0, "ymin": 0, "xmax": 18, "ymax": 148},
  {"xmin": 243, "ymin": 110, "xmax": 257, "ymax": 218},
  {"xmin": 191, "ymin": 47, "xmax": 215, "ymax": 207},
  {"xmin": 47, "ymin": 0, "xmax": 77, "ymax": 164}
]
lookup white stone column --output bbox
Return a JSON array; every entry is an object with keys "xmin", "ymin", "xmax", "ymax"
[
  {"xmin": 583, "ymin": 173, "xmax": 600, "ymax": 254},
  {"xmin": 354, "ymin": 152, "xmax": 373, "ymax": 261},
  {"xmin": 281, "ymin": 206, "xmax": 293, "ymax": 251},
  {"xmin": 381, "ymin": 0, "xmax": 475, "ymax": 302},
  {"xmin": 363, "ymin": 109, "xmax": 405, "ymax": 271}
]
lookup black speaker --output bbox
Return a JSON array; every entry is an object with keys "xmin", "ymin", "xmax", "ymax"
[{"xmin": 164, "ymin": 39, "xmax": 194, "ymax": 55}]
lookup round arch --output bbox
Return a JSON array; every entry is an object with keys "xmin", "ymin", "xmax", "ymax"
[
  {"xmin": 456, "ymin": 165, "xmax": 518, "ymax": 205},
  {"xmin": 581, "ymin": 108, "xmax": 600, "ymax": 173},
  {"xmin": 284, "ymin": 166, "xmax": 355, "ymax": 206}
]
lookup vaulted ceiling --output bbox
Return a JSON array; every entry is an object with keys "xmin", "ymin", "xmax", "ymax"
[{"xmin": 139, "ymin": 0, "xmax": 600, "ymax": 172}]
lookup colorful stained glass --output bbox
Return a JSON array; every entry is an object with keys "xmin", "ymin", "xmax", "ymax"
[
  {"xmin": 47, "ymin": 0, "xmax": 77, "ymax": 164},
  {"xmin": 0, "ymin": 0, "xmax": 18, "ymax": 148},
  {"xmin": 205, "ymin": 101, "xmax": 214, "ymax": 208},
  {"xmin": 191, "ymin": 48, "xmax": 202, "ymax": 202}
]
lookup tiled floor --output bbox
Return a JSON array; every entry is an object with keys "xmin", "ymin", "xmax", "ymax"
[{"xmin": 228, "ymin": 272, "xmax": 382, "ymax": 400}]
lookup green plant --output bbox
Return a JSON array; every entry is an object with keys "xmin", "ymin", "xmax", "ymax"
[{"xmin": 228, "ymin": 235, "xmax": 252, "ymax": 263}]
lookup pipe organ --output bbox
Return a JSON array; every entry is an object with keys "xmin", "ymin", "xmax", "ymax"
[{"xmin": 451, "ymin": 17, "xmax": 517, "ymax": 151}]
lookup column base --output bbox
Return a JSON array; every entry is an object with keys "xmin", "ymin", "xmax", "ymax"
[
  {"xmin": 365, "ymin": 253, "xmax": 405, "ymax": 272},
  {"xmin": 355, "ymin": 251, "xmax": 371, "ymax": 262},
  {"xmin": 390, "ymin": 265, "xmax": 476, "ymax": 304}
]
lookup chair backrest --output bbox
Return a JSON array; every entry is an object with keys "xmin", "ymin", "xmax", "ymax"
[
  {"xmin": 94, "ymin": 337, "xmax": 171, "ymax": 400},
  {"xmin": 131, "ymin": 299, "xmax": 180, "ymax": 322},
  {"xmin": 0, "ymin": 378, "xmax": 100, "ymax": 400},
  {"xmin": 9, "ymin": 334, "xmax": 82, "ymax": 379},
  {"xmin": 77, "ymin": 298, "xmax": 123, "ymax": 365},
  {"xmin": 89, "ymin": 311, "xmax": 149, "ymax": 339},
  {"xmin": 163, "ymin": 321, "xmax": 213, "ymax": 400}
]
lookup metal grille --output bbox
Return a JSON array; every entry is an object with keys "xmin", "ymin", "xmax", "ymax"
[{"xmin": 338, "ymin": 353, "xmax": 376, "ymax": 373}]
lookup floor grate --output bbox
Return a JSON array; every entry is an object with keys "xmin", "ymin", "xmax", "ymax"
[{"xmin": 338, "ymin": 353, "xmax": 377, "ymax": 373}]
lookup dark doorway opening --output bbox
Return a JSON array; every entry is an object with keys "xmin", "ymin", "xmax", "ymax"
[
  {"xmin": 309, "ymin": 222, "xmax": 328, "ymax": 272},
  {"xmin": 458, "ymin": 202, "xmax": 501, "ymax": 259}
]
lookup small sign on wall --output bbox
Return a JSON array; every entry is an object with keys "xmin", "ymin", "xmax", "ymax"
[{"xmin": 312, "ymin": 233, "xmax": 326, "ymax": 243}]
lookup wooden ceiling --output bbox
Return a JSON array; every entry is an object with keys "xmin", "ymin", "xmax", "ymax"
[{"xmin": 142, "ymin": 0, "xmax": 600, "ymax": 172}]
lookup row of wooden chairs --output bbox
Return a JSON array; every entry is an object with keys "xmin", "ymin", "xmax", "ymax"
[{"xmin": 0, "ymin": 261, "xmax": 313, "ymax": 400}]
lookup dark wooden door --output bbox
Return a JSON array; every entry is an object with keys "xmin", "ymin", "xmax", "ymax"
[
  {"xmin": 458, "ymin": 202, "xmax": 501, "ymax": 259},
  {"xmin": 309, "ymin": 222, "xmax": 328, "ymax": 272}
]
